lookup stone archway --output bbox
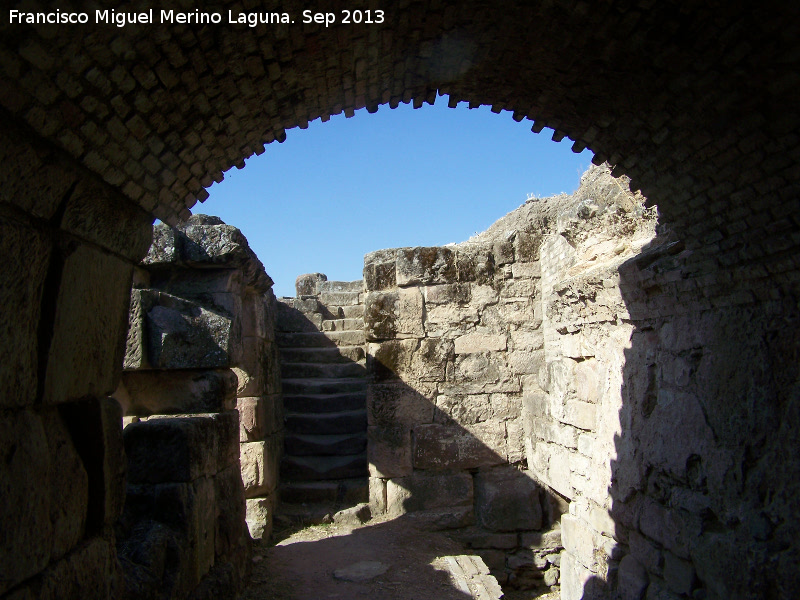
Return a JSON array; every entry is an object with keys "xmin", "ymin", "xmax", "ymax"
[{"xmin": 1, "ymin": 1, "xmax": 798, "ymax": 598}]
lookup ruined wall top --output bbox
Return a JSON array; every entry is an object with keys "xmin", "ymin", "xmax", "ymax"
[{"xmin": 143, "ymin": 214, "xmax": 273, "ymax": 293}]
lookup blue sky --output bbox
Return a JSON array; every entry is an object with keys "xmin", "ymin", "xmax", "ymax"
[{"xmin": 204, "ymin": 101, "xmax": 592, "ymax": 297}]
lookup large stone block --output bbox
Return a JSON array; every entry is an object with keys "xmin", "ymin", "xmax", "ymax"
[
  {"xmin": 215, "ymin": 464, "xmax": 249, "ymax": 558},
  {"xmin": 560, "ymin": 551, "xmax": 596, "ymax": 600},
  {"xmin": 367, "ymin": 425, "xmax": 412, "ymax": 478},
  {"xmin": 422, "ymin": 283, "xmax": 471, "ymax": 305},
  {"xmin": 424, "ymin": 303, "xmax": 481, "ymax": 337},
  {"xmin": 508, "ymin": 349, "xmax": 545, "ymax": 376},
  {"xmin": 98, "ymin": 397, "xmax": 128, "ymax": 526},
  {"xmin": 144, "ymin": 217, "xmax": 271, "ymax": 291},
  {"xmin": 490, "ymin": 393, "xmax": 522, "ymax": 421},
  {"xmin": 114, "ymin": 369, "xmax": 237, "ymax": 416},
  {"xmin": 366, "ymin": 477, "xmax": 386, "ymax": 515},
  {"xmin": 240, "ymin": 436, "xmax": 281, "ymax": 497},
  {"xmin": 367, "ymin": 339, "xmax": 417, "ymax": 381},
  {"xmin": 0, "ymin": 120, "xmax": 78, "ymax": 220},
  {"xmin": 246, "ymin": 496, "xmax": 274, "ymax": 540},
  {"xmin": 172, "ymin": 477, "xmax": 220, "ymax": 589},
  {"xmin": 413, "ymin": 422, "xmax": 506, "ymax": 470},
  {"xmin": 142, "ymin": 291, "xmax": 237, "ymax": 370},
  {"xmin": 574, "ymin": 358, "xmax": 602, "ymax": 403},
  {"xmin": 124, "ymin": 411, "xmax": 239, "ymax": 484},
  {"xmin": 386, "ymin": 470, "xmax": 473, "ymax": 517},
  {"xmin": 454, "ymin": 332, "xmax": 507, "ymax": 354},
  {"xmin": 38, "ymin": 537, "xmax": 116, "ymax": 600},
  {"xmin": 43, "ymin": 243, "xmax": 133, "ymax": 404},
  {"xmin": 411, "ymin": 338, "xmax": 453, "ymax": 382},
  {"xmin": 241, "ymin": 292, "xmax": 269, "ymax": 339},
  {"xmin": 276, "ymin": 300, "xmax": 321, "ymax": 332},
  {"xmin": 363, "ymin": 249, "xmax": 397, "ymax": 291},
  {"xmin": 452, "ymin": 351, "xmax": 504, "ymax": 387},
  {"xmin": 238, "ymin": 396, "xmax": 270, "ymax": 441},
  {"xmin": 396, "ymin": 246, "xmax": 457, "ymax": 286},
  {"xmin": 475, "ymin": 468, "xmax": 543, "ymax": 531},
  {"xmin": 295, "ymin": 272, "xmax": 327, "ymax": 296},
  {"xmin": 237, "ymin": 341, "xmax": 281, "ymax": 397},
  {"xmin": 367, "ymin": 382, "xmax": 435, "ymax": 428},
  {"xmin": 364, "ymin": 291, "xmax": 398, "ymax": 341},
  {"xmin": 562, "ymin": 515, "xmax": 613, "ymax": 574},
  {"xmin": 435, "ymin": 393, "xmax": 492, "ymax": 426},
  {"xmin": 506, "ymin": 418, "xmax": 526, "ymax": 463},
  {"xmin": 120, "ymin": 476, "xmax": 218, "ymax": 597},
  {"xmin": 148, "ymin": 271, "xmax": 244, "ymax": 319},
  {"xmin": 41, "ymin": 409, "xmax": 89, "ymax": 561},
  {"xmin": 396, "ymin": 286, "xmax": 424, "ymax": 337},
  {"xmin": 0, "ymin": 219, "xmax": 50, "ymax": 407},
  {"xmin": 638, "ymin": 497, "xmax": 700, "ymax": 560},
  {"xmin": 562, "ymin": 400, "xmax": 597, "ymax": 431},
  {"xmin": 61, "ymin": 179, "xmax": 153, "ymax": 261},
  {"xmin": 0, "ymin": 409, "xmax": 52, "ymax": 596},
  {"xmin": 456, "ymin": 246, "xmax": 495, "ymax": 284}
]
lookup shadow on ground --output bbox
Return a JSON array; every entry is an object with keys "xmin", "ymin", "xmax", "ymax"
[{"xmin": 240, "ymin": 514, "xmax": 475, "ymax": 600}]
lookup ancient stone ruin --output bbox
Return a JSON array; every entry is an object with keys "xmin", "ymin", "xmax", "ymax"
[
  {"xmin": 1, "ymin": 2, "xmax": 799, "ymax": 599},
  {"xmin": 81, "ymin": 163, "xmax": 771, "ymax": 599}
]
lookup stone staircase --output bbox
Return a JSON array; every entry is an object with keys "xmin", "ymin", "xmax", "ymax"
[{"xmin": 276, "ymin": 281, "xmax": 369, "ymax": 520}]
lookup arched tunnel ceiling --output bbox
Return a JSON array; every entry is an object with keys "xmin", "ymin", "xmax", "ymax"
[{"xmin": 1, "ymin": 0, "xmax": 798, "ymax": 233}]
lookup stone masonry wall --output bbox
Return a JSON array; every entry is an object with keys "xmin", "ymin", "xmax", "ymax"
[
  {"xmin": 522, "ymin": 165, "xmax": 800, "ymax": 599},
  {"xmin": 0, "ymin": 112, "xmax": 153, "ymax": 599},
  {"xmin": 363, "ymin": 227, "xmax": 564, "ymax": 590},
  {"xmin": 525, "ymin": 169, "xmax": 659, "ymax": 599},
  {"xmin": 113, "ymin": 215, "xmax": 282, "ymax": 597}
]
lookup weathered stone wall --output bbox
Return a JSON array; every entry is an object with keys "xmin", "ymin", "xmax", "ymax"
[
  {"xmin": 363, "ymin": 225, "xmax": 564, "ymax": 589},
  {"xmin": 520, "ymin": 166, "xmax": 800, "ymax": 600},
  {"xmin": 1, "ymin": 3, "xmax": 798, "ymax": 595},
  {"xmin": 526, "ymin": 167, "xmax": 659, "ymax": 598},
  {"xmin": 0, "ymin": 112, "xmax": 152, "ymax": 599},
  {"xmin": 113, "ymin": 215, "xmax": 281, "ymax": 596}
]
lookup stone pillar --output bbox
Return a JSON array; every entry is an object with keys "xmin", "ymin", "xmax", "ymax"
[{"xmin": 113, "ymin": 215, "xmax": 280, "ymax": 595}]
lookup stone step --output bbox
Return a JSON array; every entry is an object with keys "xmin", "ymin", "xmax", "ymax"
[
  {"xmin": 280, "ymin": 453, "xmax": 367, "ymax": 481},
  {"xmin": 276, "ymin": 330, "xmax": 365, "ymax": 348},
  {"xmin": 284, "ymin": 409, "xmax": 367, "ymax": 435},
  {"xmin": 280, "ymin": 361, "xmax": 366, "ymax": 379},
  {"xmin": 319, "ymin": 291, "xmax": 362, "ymax": 306},
  {"xmin": 285, "ymin": 432, "xmax": 367, "ymax": 457},
  {"xmin": 319, "ymin": 280, "xmax": 364, "ymax": 293},
  {"xmin": 278, "ymin": 478, "xmax": 368, "ymax": 506},
  {"xmin": 281, "ymin": 377, "xmax": 367, "ymax": 395},
  {"xmin": 276, "ymin": 301, "xmax": 323, "ymax": 332},
  {"xmin": 322, "ymin": 318, "xmax": 364, "ymax": 332},
  {"xmin": 340, "ymin": 305, "xmax": 365, "ymax": 319},
  {"xmin": 284, "ymin": 392, "xmax": 366, "ymax": 414},
  {"xmin": 279, "ymin": 345, "xmax": 365, "ymax": 364}
]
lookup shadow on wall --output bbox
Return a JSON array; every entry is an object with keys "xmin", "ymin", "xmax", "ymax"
[
  {"xmin": 573, "ymin": 225, "xmax": 800, "ymax": 599},
  {"xmin": 276, "ymin": 302, "xmax": 567, "ymax": 594}
]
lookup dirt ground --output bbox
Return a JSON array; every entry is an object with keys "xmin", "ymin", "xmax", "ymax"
[{"xmin": 239, "ymin": 513, "xmax": 560, "ymax": 600}]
